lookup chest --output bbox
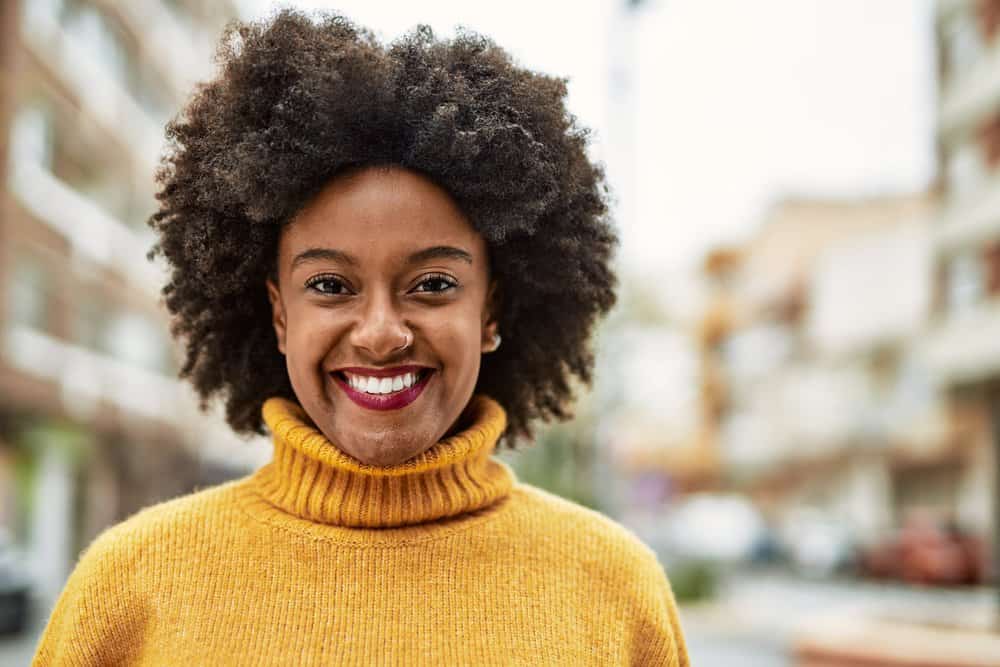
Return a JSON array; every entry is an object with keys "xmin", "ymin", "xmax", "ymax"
[{"xmin": 132, "ymin": 545, "xmax": 638, "ymax": 666}]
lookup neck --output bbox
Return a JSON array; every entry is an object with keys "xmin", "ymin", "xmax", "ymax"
[{"xmin": 249, "ymin": 394, "xmax": 515, "ymax": 528}]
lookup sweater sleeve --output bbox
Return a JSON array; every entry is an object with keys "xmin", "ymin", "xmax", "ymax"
[
  {"xmin": 631, "ymin": 549, "xmax": 691, "ymax": 667},
  {"xmin": 31, "ymin": 526, "xmax": 149, "ymax": 667}
]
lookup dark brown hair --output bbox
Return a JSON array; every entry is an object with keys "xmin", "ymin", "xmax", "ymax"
[{"xmin": 147, "ymin": 9, "xmax": 618, "ymax": 447}]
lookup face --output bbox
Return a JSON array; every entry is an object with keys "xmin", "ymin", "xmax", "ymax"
[{"xmin": 266, "ymin": 166, "xmax": 499, "ymax": 467}]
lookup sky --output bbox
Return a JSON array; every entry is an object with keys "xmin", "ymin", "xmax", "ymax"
[{"xmin": 238, "ymin": 0, "xmax": 937, "ymax": 275}]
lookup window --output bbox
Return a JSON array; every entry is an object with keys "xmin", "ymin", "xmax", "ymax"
[
  {"xmin": 59, "ymin": 3, "xmax": 129, "ymax": 89},
  {"xmin": 72, "ymin": 172, "xmax": 135, "ymax": 227},
  {"xmin": 944, "ymin": 251, "xmax": 985, "ymax": 314},
  {"xmin": 20, "ymin": 0, "xmax": 65, "ymax": 32},
  {"xmin": 6, "ymin": 256, "xmax": 51, "ymax": 332},
  {"xmin": 57, "ymin": 1, "xmax": 171, "ymax": 122},
  {"xmin": 943, "ymin": 11, "xmax": 985, "ymax": 79},
  {"xmin": 9, "ymin": 107, "xmax": 54, "ymax": 170},
  {"xmin": 945, "ymin": 143, "xmax": 987, "ymax": 203},
  {"xmin": 72, "ymin": 295, "xmax": 106, "ymax": 351},
  {"xmin": 103, "ymin": 312, "xmax": 169, "ymax": 373}
]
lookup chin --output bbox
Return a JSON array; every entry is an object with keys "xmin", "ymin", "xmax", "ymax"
[
  {"xmin": 357, "ymin": 445, "xmax": 423, "ymax": 467},
  {"xmin": 343, "ymin": 428, "xmax": 430, "ymax": 467}
]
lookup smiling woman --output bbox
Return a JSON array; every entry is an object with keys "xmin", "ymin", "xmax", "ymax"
[
  {"xmin": 266, "ymin": 166, "xmax": 499, "ymax": 468},
  {"xmin": 31, "ymin": 8, "xmax": 690, "ymax": 667}
]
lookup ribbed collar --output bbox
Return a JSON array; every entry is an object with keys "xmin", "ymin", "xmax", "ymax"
[{"xmin": 249, "ymin": 395, "xmax": 515, "ymax": 528}]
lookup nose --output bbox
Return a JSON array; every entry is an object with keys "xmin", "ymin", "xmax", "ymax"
[{"xmin": 348, "ymin": 289, "xmax": 411, "ymax": 359}]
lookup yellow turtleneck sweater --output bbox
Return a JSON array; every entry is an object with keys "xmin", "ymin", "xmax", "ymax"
[{"xmin": 32, "ymin": 395, "xmax": 690, "ymax": 666}]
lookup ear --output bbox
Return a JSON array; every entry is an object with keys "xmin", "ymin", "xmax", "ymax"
[
  {"xmin": 481, "ymin": 280, "xmax": 501, "ymax": 353},
  {"xmin": 265, "ymin": 277, "xmax": 287, "ymax": 355}
]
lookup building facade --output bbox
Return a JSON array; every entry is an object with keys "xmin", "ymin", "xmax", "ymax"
[
  {"xmin": 693, "ymin": 193, "xmax": 987, "ymax": 576},
  {"xmin": 0, "ymin": 0, "xmax": 262, "ymax": 608},
  {"xmin": 922, "ymin": 0, "xmax": 1000, "ymax": 583}
]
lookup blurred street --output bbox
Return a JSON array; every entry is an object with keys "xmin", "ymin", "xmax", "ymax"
[
  {"xmin": 683, "ymin": 567, "xmax": 997, "ymax": 666},
  {"xmin": 4, "ymin": 0, "xmax": 1000, "ymax": 664}
]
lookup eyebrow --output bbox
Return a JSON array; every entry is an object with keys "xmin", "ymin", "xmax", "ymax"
[
  {"xmin": 291, "ymin": 247, "xmax": 357, "ymax": 270},
  {"xmin": 407, "ymin": 245, "xmax": 473, "ymax": 265},
  {"xmin": 291, "ymin": 245, "xmax": 473, "ymax": 270}
]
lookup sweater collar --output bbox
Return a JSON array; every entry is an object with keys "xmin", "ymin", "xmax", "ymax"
[{"xmin": 250, "ymin": 395, "xmax": 515, "ymax": 528}]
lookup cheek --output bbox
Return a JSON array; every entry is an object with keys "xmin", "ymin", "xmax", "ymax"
[
  {"xmin": 423, "ymin": 308, "xmax": 482, "ymax": 375},
  {"xmin": 287, "ymin": 307, "xmax": 341, "ymax": 366}
]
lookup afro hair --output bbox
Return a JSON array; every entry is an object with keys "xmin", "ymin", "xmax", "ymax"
[{"xmin": 147, "ymin": 8, "xmax": 618, "ymax": 447}]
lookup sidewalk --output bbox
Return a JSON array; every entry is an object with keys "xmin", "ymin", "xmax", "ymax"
[
  {"xmin": 794, "ymin": 616, "xmax": 1000, "ymax": 667},
  {"xmin": 677, "ymin": 568, "xmax": 997, "ymax": 667}
]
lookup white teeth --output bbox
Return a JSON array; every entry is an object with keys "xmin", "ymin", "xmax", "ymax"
[{"xmin": 343, "ymin": 371, "xmax": 422, "ymax": 395}]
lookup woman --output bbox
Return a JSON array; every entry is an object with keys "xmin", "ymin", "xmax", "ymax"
[{"xmin": 33, "ymin": 9, "xmax": 689, "ymax": 666}]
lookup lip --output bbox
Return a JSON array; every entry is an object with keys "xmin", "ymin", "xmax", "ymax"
[
  {"xmin": 332, "ymin": 367, "xmax": 434, "ymax": 411},
  {"xmin": 335, "ymin": 365, "xmax": 430, "ymax": 378}
]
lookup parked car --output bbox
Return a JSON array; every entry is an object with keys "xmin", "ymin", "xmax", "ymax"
[{"xmin": 859, "ymin": 512, "xmax": 988, "ymax": 586}]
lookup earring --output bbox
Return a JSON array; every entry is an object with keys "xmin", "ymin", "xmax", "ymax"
[{"xmin": 485, "ymin": 332, "xmax": 501, "ymax": 353}]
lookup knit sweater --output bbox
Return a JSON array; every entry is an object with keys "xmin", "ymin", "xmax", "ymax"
[{"xmin": 32, "ymin": 394, "xmax": 690, "ymax": 666}]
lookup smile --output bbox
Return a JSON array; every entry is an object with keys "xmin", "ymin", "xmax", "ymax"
[{"xmin": 331, "ymin": 368, "xmax": 433, "ymax": 411}]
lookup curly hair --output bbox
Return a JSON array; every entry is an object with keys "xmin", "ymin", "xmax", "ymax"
[{"xmin": 147, "ymin": 8, "xmax": 618, "ymax": 448}]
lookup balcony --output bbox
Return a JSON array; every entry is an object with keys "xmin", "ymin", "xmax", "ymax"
[
  {"xmin": 94, "ymin": 0, "xmax": 212, "ymax": 101},
  {"xmin": 20, "ymin": 7, "xmax": 163, "ymax": 173},
  {"xmin": 939, "ymin": 10, "xmax": 1000, "ymax": 143},
  {"xmin": 934, "ymin": 175, "xmax": 1000, "ymax": 253},
  {"xmin": 918, "ymin": 298, "xmax": 1000, "ymax": 386},
  {"xmin": 1, "ymin": 325, "xmax": 268, "ymax": 471},
  {"xmin": 9, "ymin": 160, "xmax": 165, "ymax": 299}
]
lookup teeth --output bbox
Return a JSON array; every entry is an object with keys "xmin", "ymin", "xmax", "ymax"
[{"xmin": 344, "ymin": 371, "xmax": 423, "ymax": 395}]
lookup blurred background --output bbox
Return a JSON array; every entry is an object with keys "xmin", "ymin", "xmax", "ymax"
[{"xmin": 1, "ymin": 0, "xmax": 999, "ymax": 664}]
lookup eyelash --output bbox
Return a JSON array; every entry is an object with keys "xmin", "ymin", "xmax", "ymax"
[
  {"xmin": 304, "ymin": 273, "xmax": 458, "ymax": 296},
  {"xmin": 412, "ymin": 273, "xmax": 458, "ymax": 294},
  {"xmin": 304, "ymin": 275, "xmax": 350, "ymax": 296}
]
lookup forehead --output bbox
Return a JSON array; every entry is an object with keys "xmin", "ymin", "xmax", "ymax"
[{"xmin": 280, "ymin": 167, "xmax": 485, "ymax": 261}]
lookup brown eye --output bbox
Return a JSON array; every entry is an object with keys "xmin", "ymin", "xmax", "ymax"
[
  {"xmin": 305, "ymin": 275, "xmax": 350, "ymax": 295},
  {"xmin": 412, "ymin": 274, "xmax": 457, "ymax": 294}
]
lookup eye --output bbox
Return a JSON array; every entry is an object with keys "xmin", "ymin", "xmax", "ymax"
[
  {"xmin": 305, "ymin": 274, "xmax": 351, "ymax": 296},
  {"xmin": 411, "ymin": 273, "xmax": 457, "ymax": 294}
]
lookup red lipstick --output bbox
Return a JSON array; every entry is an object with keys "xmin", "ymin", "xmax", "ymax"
[{"xmin": 331, "ymin": 366, "xmax": 433, "ymax": 411}]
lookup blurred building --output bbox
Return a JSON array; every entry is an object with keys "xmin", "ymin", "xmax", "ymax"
[
  {"xmin": 0, "ymin": 0, "xmax": 262, "ymax": 604},
  {"xmin": 656, "ymin": 0, "xmax": 1000, "ymax": 588},
  {"xmin": 693, "ymin": 193, "xmax": 990, "ymax": 575},
  {"xmin": 920, "ymin": 0, "xmax": 1000, "ymax": 582}
]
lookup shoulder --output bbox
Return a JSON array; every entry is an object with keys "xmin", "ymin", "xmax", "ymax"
[
  {"xmin": 32, "ymin": 479, "xmax": 250, "ymax": 666},
  {"xmin": 510, "ymin": 482, "xmax": 656, "ymax": 552},
  {"xmin": 75, "ymin": 477, "xmax": 247, "ymax": 573},
  {"xmin": 506, "ymin": 483, "xmax": 690, "ymax": 664},
  {"xmin": 508, "ymin": 482, "xmax": 666, "ymax": 579},
  {"xmin": 49, "ymin": 479, "xmax": 247, "ymax": 610}
]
